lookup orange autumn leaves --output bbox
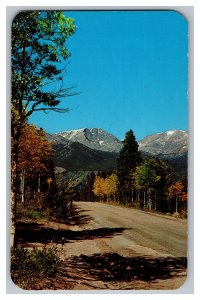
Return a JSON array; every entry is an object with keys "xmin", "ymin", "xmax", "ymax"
[
  {"xmin": 18, "ymin": 124, "xmax": 54, "ymax": 176},
  {"xmin": 167, "ymin": 181, "xmax": 187, "ymax": 202}
]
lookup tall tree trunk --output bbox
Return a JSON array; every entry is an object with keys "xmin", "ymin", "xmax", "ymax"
[
  {"xmin": 175, "ymin": 193, "xmax": 178, "ymax": 213},
  {"xmin": 21, "ymin": 169, "xmax": 26, "ymax": 208},
  {"xmin": 131, "ymin": 186, "xmax": 134, "ymax": 205},
  {"xmin": 143, "ymin": 190, "xmax": 146, "ymax": 210},
  {"xmin": 10, "ymin": 142, "xmax": 18, "ymax": 248},
  {"xmin": 148, "ymin": 191, "xmax": 152, "ymax": 210},
  {"xmin": 137, "ymin": 190, "xmax": 140, "ymax": 203},
  {"xmin": 149, "ymin": 196, "xmax": 152, "ymax": 210},
  {"xmin": 154, "ymin": 193, "xmax": 157, "ymax": 211},
  {"xmin": 38, "ymin": 173, "xmax": 41, "ymax": 193},
  {"xmin": 10, "ymin": 158, "xmax": 17, "ymax": 249},
  {"xmin": 113, "ymin": 193, "xmax": 116, "ymax": 203},
  {"xmin": 11, "ymin": 125, "xmax": 22, "ymax": 248},
  {"xmin": 70, "ymin": 198, "xmax": 73, "ymax": 211}
]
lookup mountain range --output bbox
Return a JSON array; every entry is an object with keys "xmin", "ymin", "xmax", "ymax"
[{"xmin": 47, "ymin": 128, "xmax": 188, "ymax": 178}]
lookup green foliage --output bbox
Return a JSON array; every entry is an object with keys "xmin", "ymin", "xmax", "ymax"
[
  {"xmin": 11, "ymin": 246, "xmax": 61, "ymax": 285},
  {"xmin": 132, "ymin": 156, "xmax": 172, "ymax": 211},
  {"xmin": 134, "ymin": 156, "xmax": 171, "ymax": 191},
  {"xmin": 50, "ymin": 180, "xmax": 75, "ymax": 222},
  {"xmin": 12, "ymin": 11, "xmax": 76, "ymax": 125},
  {"xmin": 83, "ymin": 172, "xmax": 95, "ymax": 201},
  {"xmin": 24, "ymin": 209, "xmax": 44, "ymax": 220}
]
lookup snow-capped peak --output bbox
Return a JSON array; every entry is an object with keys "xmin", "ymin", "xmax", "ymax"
[
  {"xmin": 166, "ymin": 130, "xmax": 176, "ymax": 136},
  {"xmin": 55, "ymin": 128, "xmax": 122, "ymax": 153}
]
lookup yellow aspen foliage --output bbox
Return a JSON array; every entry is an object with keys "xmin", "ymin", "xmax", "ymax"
[
  {"xmin": 92, "ymin": 176, "xmax": 105, "ymax": 199},
  {"xmin": 107, "ymin": 174, "xmax": 119, "ymax": 196}
]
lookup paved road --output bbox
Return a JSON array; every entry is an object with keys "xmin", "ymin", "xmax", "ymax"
[{"xmin": 69, "ymin": 201, "xmax": 187, "ymax": 258}]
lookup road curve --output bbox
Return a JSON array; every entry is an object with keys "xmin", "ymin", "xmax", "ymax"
[{"xmin": 71, "ymin": 201, "xmax": 187, "ymax": 258}]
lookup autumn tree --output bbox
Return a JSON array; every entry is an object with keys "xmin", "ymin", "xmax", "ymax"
[
  {"xmin": 11, "ymin": 11, "xmax": 76, "ymax": 247},
  {"xmin": 107, "ymin": 173, "xmax": 119, "ymax": 202},
  {"xmin": 102, "ymin": 178, "xmax": 112, "ymax": 203},
  {"xmin": 92, "ymin": 176, "xmax": 105, "ymax": 201},
  {"xmin": 166, "ymin": 181, "xmax": 185, "ymax": 213},
  {"xmin": 92, "ymin": 173, "xmax": 119, "ymax": 203},
  {"xmin": 117, "ymin": 130, "xmax": 141, "ymax": 203},
  {"xmin": 18, "ymin": 124, "xmax": 54, "ymax": 207}
]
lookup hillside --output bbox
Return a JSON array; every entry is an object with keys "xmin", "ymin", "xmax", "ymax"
[{"xmin": 47, "ymin": 133, "xmax": 118, "ymax": 171}]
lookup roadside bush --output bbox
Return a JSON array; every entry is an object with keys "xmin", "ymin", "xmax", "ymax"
[
  {"xmin": 11, "ymin": 245, "xmax": 61, "ymax": 287},
  {"xmin": 25, "ymin": 209, "xmax": 44, "ymax": 220}
]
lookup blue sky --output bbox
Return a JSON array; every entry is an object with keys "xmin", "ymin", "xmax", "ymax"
[{"xmin": 29, "ymin": 10, "xmax": 188, "ymax": 141}]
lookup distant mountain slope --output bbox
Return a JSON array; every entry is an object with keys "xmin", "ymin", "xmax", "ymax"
[
  {"xmin": 138, "ymin": 130, "xmax": 188, "ymax": 158},
  {"xmin": 138, "ymin": 130, "xmax": 188, "ymax": 181},
  {"xmin": 47, "ymin": 133, "xmax": 118, "ymax": 171},
  {"xmin": 55, "ymin": 128, "xmax": 122, "ymax": 153}
]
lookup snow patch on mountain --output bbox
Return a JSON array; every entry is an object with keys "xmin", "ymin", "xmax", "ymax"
[
  {"xmin": 166, "ymin": 130, "xmax": 175, "ymax": 135},
  {"xmin": 50, "ymin": 128, "xmax": 188, "ymax": 158},
  {"xmin": 55, "ymin": 128, "xmax": 123, "ymax": 153},
  {"xmin": 138, "ymin": 130, "xmax": 188, "ymax": 157}
]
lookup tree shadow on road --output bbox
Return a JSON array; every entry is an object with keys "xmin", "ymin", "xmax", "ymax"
[
  {"xmin": 16, "ymin": 222, "xmax": 128, "ymax": 247},
  {"xmin": 67, "ymin": 206, "xmax": 94, "ymax": 226},
  {"xmin": 64, "ymin": 252, "xmax": 187, "ymax": 283}
]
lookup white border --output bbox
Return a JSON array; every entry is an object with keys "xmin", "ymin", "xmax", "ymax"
[{"xmin": 1, "ymin": 0, "xmax": 198, "ymax": 299}]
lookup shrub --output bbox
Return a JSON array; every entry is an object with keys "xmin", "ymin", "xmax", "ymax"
[
  {"xmin": 11, "ymin": 245, "xmax": 61, "ymax": 284},
  {"xmin": 25, "ymin": 210, "xmax": 44, "ymax": 220}
]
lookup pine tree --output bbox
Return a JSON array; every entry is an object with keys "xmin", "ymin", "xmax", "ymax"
[
  {"xmin": 84, "ymin": 172, "xmax": 95, "ymax": 201},
  {"xmin": 117, "ymin": 130, "xmax": 141, "ymax": 201}
]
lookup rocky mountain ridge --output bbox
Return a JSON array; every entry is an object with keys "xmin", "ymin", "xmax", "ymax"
[
  {"xmin": 138, "ymin": 130, "xmax": 188, "ymax": 158},
  {"xmin": 46, "ymin": 128, "xmax": 188, "ymax": 177},
  {"xmin": 55, "ymin": 128, "xmax": 122, "ymax": 153}
]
